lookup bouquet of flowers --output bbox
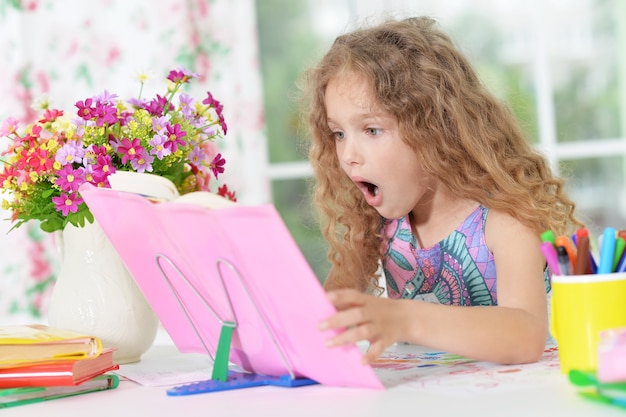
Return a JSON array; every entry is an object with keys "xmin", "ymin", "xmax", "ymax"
[{"xmin": 0, "ymin": 67, "xmax": 236, "ymax": 233}]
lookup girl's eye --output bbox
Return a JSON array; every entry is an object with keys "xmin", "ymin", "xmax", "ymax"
[
  {"xmin": 332, "ymin": 131, "xmax": 345, "ymax": 140},
  {"xmin": 366, "ymin": 128, "xmax": 381, "ymax": 136}
]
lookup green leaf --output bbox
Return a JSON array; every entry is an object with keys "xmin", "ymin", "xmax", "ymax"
[
  {"xmin": 85, "ymin": 209, "xmax": 94, "ymax": 224},
  {"xmin": 40, "ymin": 217, "xmax": 63, "ymax": 233}
]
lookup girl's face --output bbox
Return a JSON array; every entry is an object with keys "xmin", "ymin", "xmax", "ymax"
[{"xmin": 325, "ymin": 73, "xmax": 432, "ymax": 220}]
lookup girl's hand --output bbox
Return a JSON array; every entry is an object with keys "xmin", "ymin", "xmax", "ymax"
[{"xmin": 318, "ymin": 288, "xmax": 408, "ymax": 364}]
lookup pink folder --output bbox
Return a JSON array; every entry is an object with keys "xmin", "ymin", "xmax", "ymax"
[{"xmin": 79, "ymin": 184, "xmax": 383, "ymax": 389}]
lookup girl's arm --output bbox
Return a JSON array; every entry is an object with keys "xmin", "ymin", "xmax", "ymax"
[{"xmin": 319, "ymin": 210, "xmax": 548, "ymax": 365}]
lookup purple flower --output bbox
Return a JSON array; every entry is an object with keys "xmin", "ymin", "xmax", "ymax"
[
  {"xmin": 130, "ymin": 150, "xmax": 154, "ymax": 173},
  {"xmin": 148, "ymin": 133, "xmax": 171, "ymax": 160},
  {"xmin": 127, "ymin": 97, "xmax": 148, "ymax": 109},
  {"xmin": 151, "ymin": 116, "xmax": 169, "ymax": 134},
  {"xmin": 95, "ymin": 90, "xmax": 119, "ymax": 105},
  {"xmin": 187, "ymin": 146, "xmax": 205, "ymax": 167},
  {"xmin": 55, "ymin": 142, "xmax": 85, "ymax": 166},
  {"xmin": 71, "ymin": 117, "xmax": 87, "ymax": 138},
  {"xmin": 190, "ymin": 115, "xmax": 208, "ymax": 129},
  {"xmin": 178, "ymin": 93, "xmax": 195, "ymax": 118}
]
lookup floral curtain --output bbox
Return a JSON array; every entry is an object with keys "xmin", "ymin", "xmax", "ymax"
[{"xmin": 0, "ymin": 0, "xmax": 267, "ymax": 323}]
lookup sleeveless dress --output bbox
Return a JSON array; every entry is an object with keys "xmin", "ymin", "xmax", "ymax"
[{"xmin": 381, "ymin": 205, "xmax": 551, "ymax": 305}]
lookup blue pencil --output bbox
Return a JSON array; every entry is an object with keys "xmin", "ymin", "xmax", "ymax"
[{"xmin": 598, "ymin": 227, "xmax": 617, "ymax": 274}]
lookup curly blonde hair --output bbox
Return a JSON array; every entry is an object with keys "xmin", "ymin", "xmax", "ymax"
[{"xmin": 302, "ymin": 17, "xmax": 581, "ymax": 292}]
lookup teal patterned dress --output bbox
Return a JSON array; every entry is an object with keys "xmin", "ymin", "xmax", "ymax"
[{"xmin": 381, "ymin": 205, "xmax": 550, "ymax": 305}]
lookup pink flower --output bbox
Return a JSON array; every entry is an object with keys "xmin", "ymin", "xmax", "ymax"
[
  {"xmin": 52, "ymin": 192, "xmax": 83, "ymax": 216},
  {"xmin": 55, "ymin": 164, "xmax": 86, "ymax": 192},
  {"xmin": 75, "ymin": 97, "xmax": 95, "ymax": 120},
  {"xmin": 164, "ymin": 124, "xmax": 187, "ymax": 152},
  {"xmin": 117, "ymin": 138, "xmax": 144, "ymax": 164},
  {"xmin": 0, "ymin": 117, "xmax": 19, "ymax": 136},
  {"xmin": 38, "ymin": 109, "xmax": 64, "ymax": 124},
  {"xmin": 0, "ymin": 67, "xmax": 234, "ymax": 234},
  {"xmin": 209, "ymin": 153, "xmax": 226, "ymax": 179}
]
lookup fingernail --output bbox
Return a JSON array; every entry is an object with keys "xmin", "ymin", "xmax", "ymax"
[{"xmin": 318, "ymin": 321, "xmax": 328, "ymax": 330}]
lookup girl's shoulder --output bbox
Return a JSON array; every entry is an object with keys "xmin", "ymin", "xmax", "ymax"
[{"xmin": 483, "ymin": 208, "xmax": 541, "ymax": 254}]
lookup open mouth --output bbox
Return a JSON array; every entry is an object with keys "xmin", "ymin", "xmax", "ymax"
[{"xmin": 357, "ymin": 181, "xmax": 379, "ymax": 197}]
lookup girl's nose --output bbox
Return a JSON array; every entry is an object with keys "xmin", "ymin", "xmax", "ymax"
[{"xmin": 337, "ymin": 137, "xmax": 361, "ymax": 166}]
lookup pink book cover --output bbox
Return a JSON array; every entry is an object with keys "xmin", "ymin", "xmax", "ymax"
[{"xmin": 79, "ymin": 184, "xmax": 383, "ymax": 389}]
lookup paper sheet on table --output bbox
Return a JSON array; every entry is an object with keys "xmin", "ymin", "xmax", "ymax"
[
  {"xmin": 372, "ymin": 343, "xmax": 562, "ymax": 396},
  {"xmin": 114, "ymin": 351, "xmax": 215, "ymax": 387}
]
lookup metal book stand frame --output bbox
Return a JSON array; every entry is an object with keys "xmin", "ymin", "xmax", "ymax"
[{"xmin": 154, "ymin": 253, "xmax": 317, "ymax": 395}]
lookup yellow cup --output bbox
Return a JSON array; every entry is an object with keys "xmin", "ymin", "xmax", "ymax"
[{"xmin": 551, "ymin": 273, "xmax": 626, "ymax": 374}]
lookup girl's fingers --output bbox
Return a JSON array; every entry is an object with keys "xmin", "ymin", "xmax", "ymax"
[
  {"xmin": 319, "ymin": 306, "xmax": 366, "ymax": 331},
  {"xmin": 362, "ymin": 340, "xmax": 387, "ymax": 364},
  {"xmin": 324, "ymin": 325, "xmax": 360, "ymax": 347}
]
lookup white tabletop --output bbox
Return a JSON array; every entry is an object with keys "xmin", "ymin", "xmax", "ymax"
[{"xmin": 1, "ymin": 334, "xmax": 621, "ymax": 417}]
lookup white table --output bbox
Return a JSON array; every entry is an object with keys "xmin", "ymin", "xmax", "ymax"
[{"xmin": 1, "ymin": 334, "xmax": 621, "ymax": 417}]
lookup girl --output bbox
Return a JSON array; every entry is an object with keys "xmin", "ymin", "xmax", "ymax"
[{"xmin": 304, "ymin": 17, "xmax": 582, "ymax": 365}]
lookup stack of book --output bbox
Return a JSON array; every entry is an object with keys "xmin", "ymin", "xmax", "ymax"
[{"xmin": 0, "ymin": 324, "xmax": 119, "ymax": 408}]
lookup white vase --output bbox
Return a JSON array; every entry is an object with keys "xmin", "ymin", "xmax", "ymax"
[{"xmin": 47, "ymin": 171, "xmax": 179, "ymax": 364}]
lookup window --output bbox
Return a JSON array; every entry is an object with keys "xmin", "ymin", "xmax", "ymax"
[{"xmin": 256, "ymin": 0, "xmax": 626, "ymax": 282}]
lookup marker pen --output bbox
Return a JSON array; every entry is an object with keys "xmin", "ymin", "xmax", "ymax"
[
  {"xmin": 598, "ymin": 227, "xmax": 617, "ymax": 274},
  {"xmin": 617, "ymin": 251, "xmax": 626, "ymax": 273},
  {"xmin": 557, "ymin": 245, "xmax": 571, "ymax": 275},
  {"xmin": 540, "ymin": 241, "xmax": 560, "ymax": 275},
  {"xmin": 613, "ymin": 237, "xmax": 626, "ymax": 273},
  {"xmin": 541, "ymin": 230, "xmax": 557, "ymax": 247},
  {"xmin": 555, "ymin": 235, "xmax": 577, "ymax": 271},
  {"xmin": 574, "ymin": 235, "xmax": 590, "ymax": 275}
]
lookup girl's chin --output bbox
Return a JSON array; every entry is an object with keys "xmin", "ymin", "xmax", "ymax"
[{"xmin": 373, "ymin": 206, "xmax": 408, "ymax": 220}]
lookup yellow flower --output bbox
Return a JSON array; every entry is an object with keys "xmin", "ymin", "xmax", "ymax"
[
  {"xmin": 135, "ymin": 69, "xmax": 154, "ymax": 83},
  {"xmin": 51, "ymin": 115, "xmax": 74, "ymax": 135}
]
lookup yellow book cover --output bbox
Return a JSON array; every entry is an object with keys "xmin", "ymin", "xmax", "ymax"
[{"xmin": 0, "ymin": 324, "xmax": 102, "ymax": 368}]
